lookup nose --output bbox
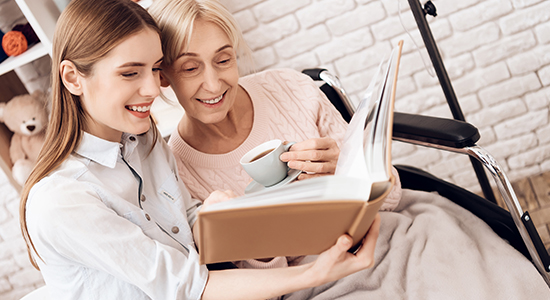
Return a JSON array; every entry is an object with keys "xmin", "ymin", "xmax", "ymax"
[
  {"xmin": 27, "ymin": 125, "xmax": 35, "ymax": 132},
  {"xmin": 201, "ymin": 65, "xmax": 221, "ymax": 93},
  {"xmin": 140, "ymin": 71, "xmax": 161, "ymax": 99}
]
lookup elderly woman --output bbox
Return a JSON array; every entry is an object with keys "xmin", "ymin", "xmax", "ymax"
[
  {"xmin": 149, "ymin": 0, "xmax": 401, "ymax": 271},
  {"xmin": 149, "ymin": 0, "xmax": 401, "ymax": 272},
  {"xmin": 149, "ymin": 0, "xmax": 401, "ymax": 204}
]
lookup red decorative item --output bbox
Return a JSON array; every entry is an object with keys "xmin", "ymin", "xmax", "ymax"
[{"xmin": 2, "ymin": 31, "xmax": 27, "ymax": 56}]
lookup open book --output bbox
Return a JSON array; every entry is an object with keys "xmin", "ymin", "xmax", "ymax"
[{"xmin": 197, "ymin": 41, "xmax": 403, "ymax": 265}]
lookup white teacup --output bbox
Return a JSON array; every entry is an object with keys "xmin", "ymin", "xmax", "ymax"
[{"xmin": 240, "ymin": 139, "xmax": 296, "ymax": 187}]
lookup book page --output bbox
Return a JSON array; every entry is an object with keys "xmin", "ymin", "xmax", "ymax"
[
  {"xmin": 334, "ymin": 59, "xmax": 384, "ymax": 181},
  {"xmin": 336, "ymin": 41, "xmax": 403, "ymax": 185},
  {"xmin": 201, "ymin": 175, "xmax": 372, "ymax": 212},
  {"xmin": 365, "ymin": 44, "xmax": 402, "ymax": 183}
]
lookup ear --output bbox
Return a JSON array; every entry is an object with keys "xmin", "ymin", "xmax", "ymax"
[
  {"xmin": 160, "ymin": 71, "xmax": 171, "ymax": 88},
  {"xmin": 60, "ymin": 60, "xmax": 84, "ymax": 96}
]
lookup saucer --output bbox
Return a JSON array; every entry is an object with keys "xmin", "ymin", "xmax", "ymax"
[{"xmin": 244, "ymin": 168, "xmax": 302, "ymax": 194}]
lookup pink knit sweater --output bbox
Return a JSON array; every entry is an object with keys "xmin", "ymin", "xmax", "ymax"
[{"xmin": 169, "ymin": 69, "xmax": 402, "ymax": 269}]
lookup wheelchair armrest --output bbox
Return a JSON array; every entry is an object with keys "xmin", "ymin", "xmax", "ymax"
[
  {"xmin": 393, "ymin": 112, "xmax": 480, "ymax": 148},
  {"xmin": 302, "ymin": 68, "xmax": 480, "ymax": 149}
]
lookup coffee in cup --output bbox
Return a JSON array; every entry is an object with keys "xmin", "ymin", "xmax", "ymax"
[
  {"xmin": 240, "ymin": 139, "xmax": 296, "ymax": 187},
  {"xmin": 250, "ymin": 148, "xmax": 276, "ymax": 162}
]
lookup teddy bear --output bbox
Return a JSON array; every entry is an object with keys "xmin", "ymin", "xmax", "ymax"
[{"xmin": 0, "ymin": 90, "xmax": 48, "ymax": 186}]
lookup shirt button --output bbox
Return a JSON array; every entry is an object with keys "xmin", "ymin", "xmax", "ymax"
[
  {"xmin": 145, "ymin": 213, "xmax": 151, "ymax": 221},
  {"xmin": 141, "ymin": 194, "xmax": 146, "ymax": 202},
  {"xmin": 129, "ymin": 136, "xmax": 136, "ymax": 141},
  {"xmin": 171, "ymin": 226, "xmax": 179, "ymax": 234}
]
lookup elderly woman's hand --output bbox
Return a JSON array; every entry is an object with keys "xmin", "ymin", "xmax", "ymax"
[{"xmin": 279, "ymin": 137, "xmax": 339, "ymax": 180}]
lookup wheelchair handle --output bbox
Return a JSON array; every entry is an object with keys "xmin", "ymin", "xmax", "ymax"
[
  {"xmin": 302, "ymin": 68, "xmax": 326, "ymax": 81},
  {"xmin": 302, "ymin": 68, "xmax": 355, "ymax": 118}
]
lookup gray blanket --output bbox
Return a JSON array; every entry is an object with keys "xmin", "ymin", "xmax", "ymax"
[{"xmin": 285, "ymin": 189, "xmax": 550, "ymax": 300}]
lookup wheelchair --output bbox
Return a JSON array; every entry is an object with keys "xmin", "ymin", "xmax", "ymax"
[
  {"xmin": 301, "ymin": 0, "xmax": 550, "ymax": 287},
  {"xmin": 302, "ymin": 62, "xmax": 550, "ymax": 289}
]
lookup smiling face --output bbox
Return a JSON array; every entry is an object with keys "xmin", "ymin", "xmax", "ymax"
[
  {"xmin": 77, "ymin": 28, "xmax": 163, "ymax": 142},
  {"xmin": 161, "ymin": 18, "xmax": 240, "ymax": 126}
]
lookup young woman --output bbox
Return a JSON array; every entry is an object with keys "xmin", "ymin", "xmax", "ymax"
[
  {"xmin": 149, "ymin": 0, "xmax": 401, "ymax": 271},
  {"xmin": 19, "ymin": 0, "xmax": 381, "ymax": 299}
]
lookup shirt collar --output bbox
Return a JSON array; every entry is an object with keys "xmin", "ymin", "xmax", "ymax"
[
  {"xmin": 75, "ymin": 132, "xmax": 122, "ymax": 168},
  {"xmin": 120, "ymin": 132, "xmax": 140, "ymax": 159},
  {"xmin": 75, "ymin": 131, "xmax": 142, "ymax": 168}
]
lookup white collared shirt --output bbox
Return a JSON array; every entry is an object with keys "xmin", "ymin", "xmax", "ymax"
[{"xmin": 26, "ymin": 131, "xmax": 208, "ymax": 300}]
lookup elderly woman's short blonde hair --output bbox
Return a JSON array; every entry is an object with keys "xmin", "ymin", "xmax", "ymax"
[{"xmin": 149, "ymin": 0, "xmax": 254, "ymax": 73}]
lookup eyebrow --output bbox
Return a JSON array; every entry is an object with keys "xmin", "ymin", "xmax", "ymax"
[
  {"xmin": 177, "ymin": 44, "xmax": 233, "ymax": 59},
  {"xmin": 117, "ymin": 57, "xmax": 164, "ymax": 68}
]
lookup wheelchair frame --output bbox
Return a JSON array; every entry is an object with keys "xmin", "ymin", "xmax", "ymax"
[{"xmin": 303, "ymin": 66, "xmax": 550, "ymax": 287}]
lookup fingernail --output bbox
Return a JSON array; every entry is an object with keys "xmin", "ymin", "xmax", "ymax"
[{"xmin": 340, "ymin": 235, "xmax": 352, "ymax": 246}]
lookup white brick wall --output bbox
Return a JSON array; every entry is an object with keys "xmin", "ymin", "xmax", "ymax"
[
  {"xmin": 2, "ymin": 0, "xmax": 550, "ymax": 297},
  {"xmin": 0, "ymin": 168, "xmax": 43, "ymax": 300},
  {"xmin": 219, "ymin": 0, "xmax": 550, "ymax": 190}
]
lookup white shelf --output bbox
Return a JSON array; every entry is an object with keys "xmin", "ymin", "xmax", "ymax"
[
  {"xmin": 0, "ymin": 42, "xmax": 49, "ymax": 76},
  {"xmin": 0, "ymin": 0, "xmax": 148, "ymax": 77},
  {"xmin": 0, "ymin": 0, "xmax": 60, "ymax": 191},
  {"xmin": 15, "ymin": 0, "xmax": 59, "ymax": 51},
  {"xmin": 0, "ymin": 0, "xmax": 150, "ymax": 78},
  {"xmin": 0, "ymin": 0, "xmax": 59, "ymax": 76}
]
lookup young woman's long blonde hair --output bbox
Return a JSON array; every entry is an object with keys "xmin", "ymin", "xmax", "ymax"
[
  {"xmin": 149, "ymin": 0, "xmax": 254, "ymax": 73},
  {"xmin": 20, "ymin": 0, "xmax": 161, "ymax": 269}
]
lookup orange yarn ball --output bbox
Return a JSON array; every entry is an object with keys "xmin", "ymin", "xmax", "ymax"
[{"xmin": 2, "ymin": 31, "xmax": 27, "ymax": 56}]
